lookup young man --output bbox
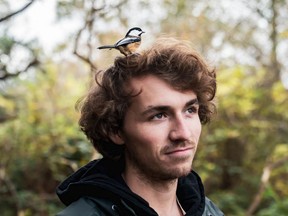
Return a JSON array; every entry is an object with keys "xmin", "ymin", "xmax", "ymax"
[{"xmin": 56, "ymin": 38, "xmax": 224, "ymax": 216}]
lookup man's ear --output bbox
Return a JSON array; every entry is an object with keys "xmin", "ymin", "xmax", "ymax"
[{"xmin": 109, "ymin": 132, "xmax": 125, "ymax": 145}]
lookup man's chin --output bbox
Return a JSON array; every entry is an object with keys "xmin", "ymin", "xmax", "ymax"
[{"xmin": 159, "ymin": 166, "xmax": 192, "ymax": 181}]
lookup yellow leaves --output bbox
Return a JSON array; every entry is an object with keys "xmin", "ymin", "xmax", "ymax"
[
  {"xmin": 269, "ymin": 81, "xmax": 288, "ymax": 118},
  {"xmin": 279, "ymin": 30, "xmax": 288, "ymax": 39},
  {"xmin": 0, "ymin": 97, "xmax": 15, "ymax": 111},
  {"xmin": 269, "ymin": 144, "xmax": 288, "ymax": 197},
  {"xmin": 0, "ymin": 94, "xmax": 17, "ymax": 124},
  {"xmin": 0, "ymin": 61, "xmax": 90, "ymax": 157},
  {"xmin": 271, "ymin": 82, "xmax": 288, "ymax": 104},
  {"xmin": 273, "ymin": 144, "xmax": 288, "ymax": 159},
  {"xmin": 217, "ymin": 66, "xmax": 258, "ymax": 116}
]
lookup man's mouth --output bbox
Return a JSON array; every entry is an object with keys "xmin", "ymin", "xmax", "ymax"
[{"xmin": 165, "ymin": 147, "xmax": 195, "ymax": 156}]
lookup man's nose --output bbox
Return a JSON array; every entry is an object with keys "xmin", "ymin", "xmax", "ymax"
[{"xmin": 169, "ymin": 115, "xmax": 191, "ymax": 141}]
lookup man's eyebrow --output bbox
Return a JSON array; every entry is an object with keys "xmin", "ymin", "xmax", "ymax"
[
  {"xmin": 141, "ymin": 98, "xmax": 199, "ymax": 116},
  {"xmin": 185, "ymin": 98, "xmax": 199, "ymax": 107},
  {"xmin": 141, "ymin": 105, "xmax": 170, "ymax": 116}
]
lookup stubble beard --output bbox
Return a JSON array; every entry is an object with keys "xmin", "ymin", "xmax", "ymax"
[{"xmin": 124, "ymin": 142, "xmax": 196, "ymax": 183}]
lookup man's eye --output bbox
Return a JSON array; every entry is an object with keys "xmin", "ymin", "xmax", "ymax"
[
  {"xmin": 187, "ymin": 106, "xmax": 198, "ymax": 114},
  {"xmin": 152, "ymin": 113, "xmax": 166, "ymax": 120}
]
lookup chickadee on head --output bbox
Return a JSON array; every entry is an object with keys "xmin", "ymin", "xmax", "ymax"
[{"xmin": 126, "ymin": 27, "xmax": 145, "ymax": 37}]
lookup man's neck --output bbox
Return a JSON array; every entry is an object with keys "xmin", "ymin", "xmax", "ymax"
[{"xmin": 122, "ymin": 168, "xmax": 184, "ymax": 216}]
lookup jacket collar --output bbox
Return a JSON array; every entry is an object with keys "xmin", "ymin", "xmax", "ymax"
[{"xmin": 57, "ymin": 157, "xmax": 205, "ymax": 215}]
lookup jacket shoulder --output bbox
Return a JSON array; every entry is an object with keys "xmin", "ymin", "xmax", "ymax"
[
  {"xmin": 56, "ymin": 197, "xmax": 107, "ymax": 216},
  {"xmin": 203, "ymin": 197, "xmax": 224, "ymax": 216}
]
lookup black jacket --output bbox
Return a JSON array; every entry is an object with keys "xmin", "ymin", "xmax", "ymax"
[{"xmin": 56, "ymin": 158, "xmax": 224, "ymax": 216}]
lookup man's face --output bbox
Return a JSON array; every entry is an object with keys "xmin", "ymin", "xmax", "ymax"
[{"xmin": 117, "ymin": 75, "xmax": 202, "ymax": 181}]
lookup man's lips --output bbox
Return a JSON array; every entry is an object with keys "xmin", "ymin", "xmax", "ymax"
[{"xmin": 165, "ymin": 147, "xmax": 194, "ymax": 155}]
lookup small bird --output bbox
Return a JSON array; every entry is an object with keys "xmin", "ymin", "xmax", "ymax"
[{"xmin": 97, "ymin": 27, "xmax": 145, "ymax": 56}]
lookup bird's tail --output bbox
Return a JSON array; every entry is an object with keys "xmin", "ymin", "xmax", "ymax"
[{"xmin": 97, "ymin": 45, "xmax": 115, "ymax": 49}]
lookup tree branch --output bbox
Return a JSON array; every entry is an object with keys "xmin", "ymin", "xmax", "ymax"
[
  {"xmin": 73, "ymin": 25, "xmax": 97, "ymax": 72},
  {"xmin": 0, "ymin": 58, "xmax": 39, "ymax": 80},
  {"xmin": 73, "ymin": 1, "xmax": 100, "ymax": 72},
  {"xmin": 73, "ymin": 0, "xmax": 128, "ymax": 73},
  {"xmin": 0, "ymin": 0, "xmax": 35, "ymax": 23},
  {"xmin": 246, "ymin": 156, "xmax": 288, "ymax": 216}
]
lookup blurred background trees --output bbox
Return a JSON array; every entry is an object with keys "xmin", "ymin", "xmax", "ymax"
[{"xmin": 0, "ymin": 0, "xmax": 287, "ymax": 215}]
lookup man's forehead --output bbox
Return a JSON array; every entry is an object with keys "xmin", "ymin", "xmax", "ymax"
[
  {"xmin": 126, "ymin": 75, "xmax": 197, "ymax": 106},
  {"xmin": 126, "ymin": 75, "xmax": 167, "ymax": 92},
  {"xmin": 127, "ymin": 76, "xmax": 148, "ymax": 87},
  {"xmin": 126, "ymin": 75, "xmax": 195, "ymax": 95}
]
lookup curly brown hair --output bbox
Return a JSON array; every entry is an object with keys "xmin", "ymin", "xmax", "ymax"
[{"xmin": 77, "ymin": 37, "xmax": 216, "ymax": 159}]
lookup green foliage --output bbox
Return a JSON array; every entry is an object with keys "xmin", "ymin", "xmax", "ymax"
[
  {"xmin": 196, "ymin": 64, "xmax": 288, "ymax": 215},
  {"xmin": 0, "ymin": 62, "xmax": 93, "ymax": 215},
  {"xmin": 0, "ymin": 35, "xmax": 15, "ymax": 54},
  {"xmin": 257, "ymin": 199, "xmax": 288, "ymax": 216}
]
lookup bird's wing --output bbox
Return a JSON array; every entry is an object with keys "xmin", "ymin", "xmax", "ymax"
[{"xmin": 115, "ymin": 37, "xmax": 140, "ymax": 47}]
